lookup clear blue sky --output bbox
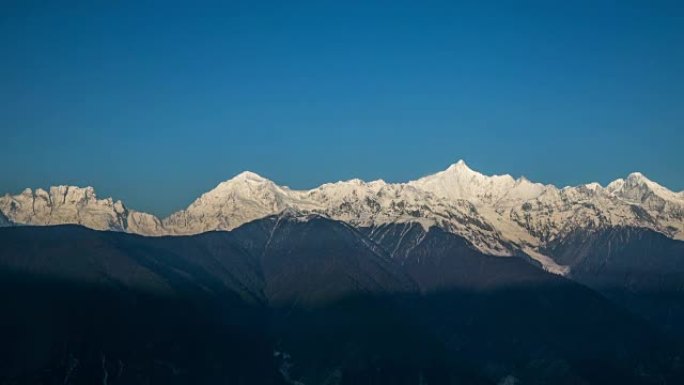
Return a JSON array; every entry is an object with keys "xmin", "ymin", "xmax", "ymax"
[{"xmin": 2, "ymin": 1, "xmax": 683, "ymax": 216}]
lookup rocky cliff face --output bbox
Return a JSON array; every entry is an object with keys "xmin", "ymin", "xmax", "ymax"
[{"xmin": 0, "ymin": 186, "xmax": 163, "ymax": 235}]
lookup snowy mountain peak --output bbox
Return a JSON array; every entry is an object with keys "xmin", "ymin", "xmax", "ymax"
[
  {"xmin": 627, "ymin": 171, "xmax": 648, "ymax": 181},
  {"xmin": 0, "ymin": 185, "xmax": 130, "ymax": 231},
  {"xmin": 409, "ymin": 161, "xmax": 534, "ymax": 204},
  {"xmin": 206, "ymin": 171, "xmax": 284, "ymax": 200},
  {"xmin": 624, "ymin": 172, "xmax": 656, "ymax": 192},
  {"xmin": 446, "ymin": 159, "xmax": 472, "ymax": 172},
  {"xmin": 231, "ymin": 170, "xmax": 269, "ymax": 182},
  {"xmin": 161, "ymin": 170, "xmax": 295, "ymax": 234},
  {"xmin": 623, "ymin": 172, "xmax": 663, "ymax": 191},
  {"xmin": 605, "ymin": 171, "xmax": 682, "ymax": 204}
]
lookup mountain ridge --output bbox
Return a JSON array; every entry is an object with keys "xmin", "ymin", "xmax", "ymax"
[{"xmin": 2, "ymin": 160, "xmax": 682, "ymax": 275}]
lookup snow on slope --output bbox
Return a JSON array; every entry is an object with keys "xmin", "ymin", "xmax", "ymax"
[
  {"xmin": 2, "ymin": 161, "xmax": 682, "ymax": 275},
  {"xmin": 0, "ymin": 186, "xmax": 163, "ymax": 235},
  {"xmin": 162, "ymin": 171, "xmax": 511, "ymax": 255},
  {"xmin": 409, "ymin": 160, "xmax": 549, "ymax": 206}
]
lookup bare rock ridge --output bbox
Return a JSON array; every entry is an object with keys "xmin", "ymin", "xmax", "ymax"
[
  {"xmin": 2, "ymin": 160, "xmax": 682, "ymax": 275},
  {"xmin": 0, "ymin": 186, "xmax": 164, "ymax": 235}
]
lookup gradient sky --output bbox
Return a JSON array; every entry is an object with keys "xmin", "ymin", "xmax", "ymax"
[{"xmin": 2, "ymin": 1, "xmax": 683, "ymax": 216}]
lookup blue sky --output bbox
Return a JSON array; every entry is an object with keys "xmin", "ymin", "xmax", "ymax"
[{"xmin": 2, "ymin": 1, "xmax": 683, "ymax": 216}]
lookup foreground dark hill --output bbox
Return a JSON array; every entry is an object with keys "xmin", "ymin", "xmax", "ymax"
[
  {"xmin": 0, "ymin": 225, "xmax": 281, "ymax": 385},
  {"xmin": 0, "ymin": 217, "xmax": 682, "ymax": 384}
]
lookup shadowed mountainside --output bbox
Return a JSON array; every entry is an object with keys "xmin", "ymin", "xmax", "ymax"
[
  {"xmin": 0, "ymin": 218, "xmax": 682, "ymax": 384},
  {"xmin": 545, "ymin": 227, "xmax": 684, "ymax": 340}
]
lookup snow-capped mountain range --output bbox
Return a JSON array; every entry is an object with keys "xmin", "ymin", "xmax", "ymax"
[{"xmin": 2, "ymin": 160, "xmax": 682, "ymax": 275}]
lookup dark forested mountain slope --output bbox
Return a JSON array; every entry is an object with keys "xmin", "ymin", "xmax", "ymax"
[
  {"xmin": 227, "ymin": 214, "xmax": 417, "ymax": 305},
  {"xmin": 545, "ymin": 227, "xmax": 684, "ymax": 339},
  {"xmin": 362, "ymin": 223, "xmax": 553, "ymax": 291},
  {"xmin": 0, "ymin": 226, "xmax": 280, "ymax": 385},
  {"xmin": 0, "ymin": 219, "xmax": 682, "ymax": 385}
]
